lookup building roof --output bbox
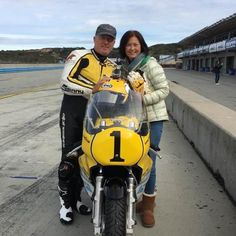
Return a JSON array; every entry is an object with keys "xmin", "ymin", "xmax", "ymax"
[{"xmin": 179, "ymin": 13, "xmax": 236, "ymax": 47}]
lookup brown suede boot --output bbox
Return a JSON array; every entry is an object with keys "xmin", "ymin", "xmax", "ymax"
[
  {"xmin": 136, "ymin": 199, "xmax": 143, "ymax": 214},
  {"xmin": 141, "ymin": 194, "xmax": 156, "ymax": 227}
]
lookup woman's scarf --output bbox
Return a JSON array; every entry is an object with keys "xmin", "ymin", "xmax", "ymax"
[
  {"xmin": 121, "ymin": 53, "xmax": 150, "ymax": 77},
  {"xmin": 127, "ymin": 53, "xmax": 146, "ymax": 72}
]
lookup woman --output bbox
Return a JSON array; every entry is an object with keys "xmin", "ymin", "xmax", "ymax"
[{"xmin": 119, "ymin": 30, "xmax": 169, "ymax": 227}]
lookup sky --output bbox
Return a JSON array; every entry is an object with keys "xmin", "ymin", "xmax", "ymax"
[{"xmin": 0, "ymin": 0, "xmax": 236, "ymax": 51}]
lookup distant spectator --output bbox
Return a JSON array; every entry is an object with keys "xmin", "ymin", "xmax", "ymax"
[{"xmin": 213, "ymin": 61, "xmax": 223, "ymax": 85}]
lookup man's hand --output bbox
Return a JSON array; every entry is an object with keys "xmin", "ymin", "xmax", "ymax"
[
  {"xmin": 92, "ymin": 76, "xmax": 111, "ymax": 93},
  {"xmin": 127, "ymin": 71, "xmax": 144, "ymax": 94}
]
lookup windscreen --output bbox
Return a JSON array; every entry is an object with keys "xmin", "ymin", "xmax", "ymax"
[{"xmin": 85, "ymin": 90, "xmax": 148, "ymax": 133}]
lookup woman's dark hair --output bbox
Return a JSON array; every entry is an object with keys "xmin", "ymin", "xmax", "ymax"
[{"xmin": 119, "ymin": 30, "xmax": 149, "ymax": 59}]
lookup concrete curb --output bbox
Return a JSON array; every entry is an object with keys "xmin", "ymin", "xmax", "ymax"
[{"xmin": 166, "ymin": 81, "xmax": 236, "ymax": 202}]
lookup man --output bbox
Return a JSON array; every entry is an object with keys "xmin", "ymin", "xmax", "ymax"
[
  {"xmin": 214, "ymin": 61, "xmax": 223, "ymax": 85},
  {"xmin": 58, "ymin": 24, "xmax": 117, "ymax": 224}
]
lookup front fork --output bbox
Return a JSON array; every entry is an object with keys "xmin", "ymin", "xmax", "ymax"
[
  {"xmin": 93, "ymin": 174, "xmax": 104, "ymax": 236},
  {"xmin": 126, "ymin": 171, "xmax": 136, "ymax": 235},
  {"xmin": 92, "ymin": 170, "xmax": 136, "ymax": 235}
]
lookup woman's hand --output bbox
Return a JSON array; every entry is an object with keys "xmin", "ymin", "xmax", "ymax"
[
  {"xmin": 127, "ymin": 71, "xmax": 145, "ymax": 95},
  {"xmin": 92, "ymin": 76, "xmax": 111, "ymax": 93}
]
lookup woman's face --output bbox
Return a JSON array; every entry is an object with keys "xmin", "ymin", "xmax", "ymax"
[{"xmin": 125, "ymin": 36, "xmax": 141, "ymax": 61}]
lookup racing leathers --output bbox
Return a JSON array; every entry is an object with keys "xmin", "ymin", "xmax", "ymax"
[{"xmin": 58, "ymin": 48, "xmax": 116, "ymax": 224}]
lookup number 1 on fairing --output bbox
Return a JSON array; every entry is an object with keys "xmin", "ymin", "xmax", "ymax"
[{"xmin": 110, "ymin": 131, "xmax": 124, "ymax": 162}]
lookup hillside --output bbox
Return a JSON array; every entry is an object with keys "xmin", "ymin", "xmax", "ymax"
[
  {"xmin": 149, "ymin": 43, "xmax": 183, "ymax": 59},
  {"xmin": 0, "ymin": 43, "xmax": 183, "ymax": 63},
  {"xmin": 0, "ymin": 48, "xmax": 83, "ymax": 64}
]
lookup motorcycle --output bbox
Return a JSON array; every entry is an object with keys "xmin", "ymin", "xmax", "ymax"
[{"xmin": 68, "ymin": 70, "xmax": 153, "ymax": 235}]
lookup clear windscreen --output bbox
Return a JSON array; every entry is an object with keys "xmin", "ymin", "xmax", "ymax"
[{"xmin": 85, "ymin": 90, "xmax": 148, "ymax": 133}]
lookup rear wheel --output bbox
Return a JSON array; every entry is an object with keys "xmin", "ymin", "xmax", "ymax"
[{"xmin": 103, "ymin": 197, "xmax": 126, "ymax": 236}]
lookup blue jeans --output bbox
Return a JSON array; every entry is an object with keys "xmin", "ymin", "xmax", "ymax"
[{"xmin": 144, "ymin": 121, "xmax": 163, "ymax": 194}]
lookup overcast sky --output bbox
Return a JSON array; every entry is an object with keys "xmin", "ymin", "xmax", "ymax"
[{"xmin": 0, "ymin": 0, "xmax": 236, "ymax": 50}]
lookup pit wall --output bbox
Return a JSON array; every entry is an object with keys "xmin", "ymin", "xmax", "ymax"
[{"xmin": 166, "ymin": 81, "xmax": 236, "ymax": 202}]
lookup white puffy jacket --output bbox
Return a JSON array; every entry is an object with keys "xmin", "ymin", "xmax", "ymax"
[{"xmin": 140, "ymin": 57, "xmax": 169, "ymax": 122}]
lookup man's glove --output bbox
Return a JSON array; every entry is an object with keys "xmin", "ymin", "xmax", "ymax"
[{"xmin": 127, "ymin": 71, "xmax": 144, "ymax": 94}]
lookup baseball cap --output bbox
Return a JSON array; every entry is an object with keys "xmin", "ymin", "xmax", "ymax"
[{"xmin": 95, "ymin": 24, "xmax": 117, "ymax": 39}]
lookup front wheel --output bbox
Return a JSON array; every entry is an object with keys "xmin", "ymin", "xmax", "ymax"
[{"xmin": 103, "ymin": 197, "xmax": 126, "ymax": 236}]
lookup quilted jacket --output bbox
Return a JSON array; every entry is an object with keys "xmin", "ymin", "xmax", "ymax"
[{"xmin": 140, "ymin": 57, "xmax": 169, "ymax": 122}]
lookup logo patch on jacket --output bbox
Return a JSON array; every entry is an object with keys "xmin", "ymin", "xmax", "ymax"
[
  {"xmin": 66, "ymin": 54, "xmax": 76, "ymax": 61},
  {"xmin": 61, "ymin": 84, "xmax": 84, "ymax": 94}
]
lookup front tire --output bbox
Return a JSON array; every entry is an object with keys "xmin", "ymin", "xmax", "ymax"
[{"xmin": 104, "ymin": 197, "xmax": 126, "ymax": 236}]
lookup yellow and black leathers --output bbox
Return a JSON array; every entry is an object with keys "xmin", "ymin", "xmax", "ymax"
[
  {"xmin": 58, "ymin": 49, "xmax": 116, "ymax": 210},
  {"xmin": 61, "ymin": 49, "xmax": 116, "ymax": 98}
]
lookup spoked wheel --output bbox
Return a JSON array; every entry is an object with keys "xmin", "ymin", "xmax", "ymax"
[{"xmin": 103, "ymin": 197, "xmax": 126, "ymax": 236}]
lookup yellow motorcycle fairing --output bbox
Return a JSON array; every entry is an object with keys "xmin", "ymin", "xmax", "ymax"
[
  {"xmin": 78, "ymin": 153, "xmax": 96, "ymax": 197},
  {"xmin": 137, "ymin": 153, "xmax": 153, "ymax": 178},
  {"xmin": 97, "ymin": 79, "xmax": 129, "ymax": 96},
  {"xmin": 79, "ymin": 153, "xmax": 97, "ymax": 177},
  {"xmin": 82, "ymin": 126, "xmax": 149, "ymax": 166},
  {"xmin": 79, "ymin": 142, "xmax": 153, "ymax": 198}
]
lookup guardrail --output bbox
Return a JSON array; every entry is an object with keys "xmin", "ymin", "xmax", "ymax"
[{"xmin": 0, "ymin": 66, "xmax": 64, "ymax": 74}]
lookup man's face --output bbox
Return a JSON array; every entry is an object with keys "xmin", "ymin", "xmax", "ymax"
[{"xmin": 93, "ymin": 35, "xmax": 115, "ymax": 56}]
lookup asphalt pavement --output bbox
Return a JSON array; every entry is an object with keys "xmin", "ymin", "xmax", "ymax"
[
  {"xmin": 164, "ymin": 68, "xmax": 236, "ymax": 111},
  {"xmin": 0, "ymin": 68, "xmax": 236, "ymax": 236}
]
